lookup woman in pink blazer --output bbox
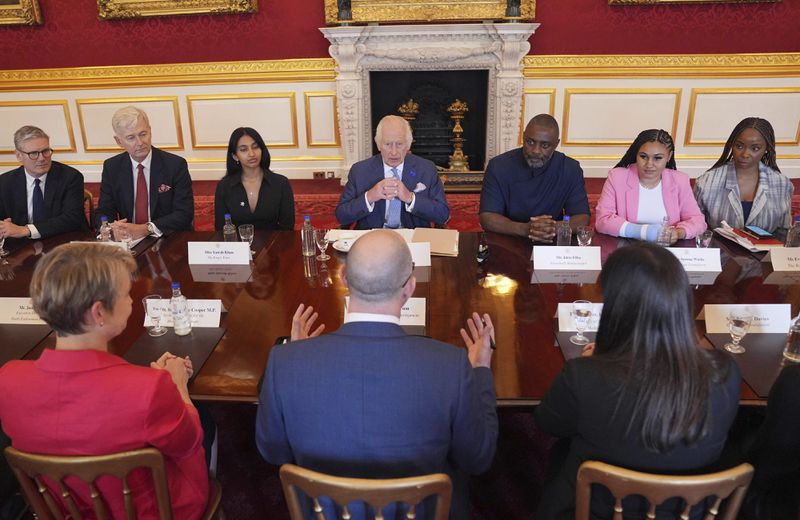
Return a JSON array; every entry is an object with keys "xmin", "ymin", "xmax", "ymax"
[{"xmin": 596, "ymin": 129, "xmax": 707, "ymax": 244}]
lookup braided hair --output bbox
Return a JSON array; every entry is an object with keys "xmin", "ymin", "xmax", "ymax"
[
  {"xmin": 615, "ymin": 129, "xmax": 677, "ymax": 170},
  {"xmin": 708, "ymin": 117, "xmax": 780, "ymax": 173}
]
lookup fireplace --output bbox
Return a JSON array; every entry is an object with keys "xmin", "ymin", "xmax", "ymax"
[
  {"xmin": 320, "ymin": 22, "xmax": 539, "ymax": 177},
  {"xmin": 370, "ymin": 70, "xmax": 489, "ymax": 171}
]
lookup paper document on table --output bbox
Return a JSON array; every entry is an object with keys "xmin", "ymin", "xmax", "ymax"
[
  {"xmin": 412, "ymin": 228, "xmax": 459, "ymax": 257},
  {"xmin": 714, "ymin": 221, "xmax": 783, "ymax": 252}
]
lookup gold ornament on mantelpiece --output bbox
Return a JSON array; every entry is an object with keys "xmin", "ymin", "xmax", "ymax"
[
  {"xmin": 446, "ymin": 99, "xmax": 469, "ymax": 172},
  {"xmin": 397, "ymin": 99, "xmax": 420, "ymax": 123}
]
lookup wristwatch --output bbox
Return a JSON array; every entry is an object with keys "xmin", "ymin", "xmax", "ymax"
[{"xmin": 146, "ymin": 222, "xmax": 156, "ymax": 235}]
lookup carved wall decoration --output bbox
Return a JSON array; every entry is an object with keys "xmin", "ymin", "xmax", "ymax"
[
  {"xmin": 97, "ymin": 0, "xmax": 257, "ymax": 19},
  {"xmin": 0, "ymin": 0, "xmax": 42, "ymax": 25},
  {"xmin": 609, "ymin": 0, "xmax": 777, "ymax": 4},
  {"xmin": 323, "ymin": 0, "xmax": 534, "ymax": 25}
]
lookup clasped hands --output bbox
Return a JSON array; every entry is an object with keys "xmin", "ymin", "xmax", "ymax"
[
  {"xmin": 151, "ymin": 351, "xmax": 193, "ymax": 383},
  {"xmin": 526, "ymin": 215, "xmax": 558, "ymax": 242},
  {"xmin": 110, "ymin": 219, "xmax": 150, "ymax": 240},
  {"xmin": 366, "ymin": 178, "xmax": 412, "ymax": 205},
  {"xmin": 0, "ymin": 218, "xmax": 30, "ymax": 239}
]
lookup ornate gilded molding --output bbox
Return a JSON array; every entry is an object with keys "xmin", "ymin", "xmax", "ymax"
[
  {"xmin": 0, "ymin": 59, "xmax": 336, "ymax": 92},
  {"xmin": 524, "ymin": 53, "xmax": 800, "ymax": 78},
  {"xmin": 0, "ymin": 0, "xmax": 42, "ymax": 25},
  {"xmin": 97, "ymin": 0, "xmax": 257, "ymax": 19},
  {"xmin": 323, "ymin": 0, "xmax": 535, "ymax": 25}
]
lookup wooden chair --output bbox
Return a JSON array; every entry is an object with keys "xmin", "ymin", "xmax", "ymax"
[
  {"xmin": 83, "ymin": 189, "xmax": 94, "ymax": 229},
  {"xmin": 279, "ymin": 464, "xmax": 451, "ymax": 520},
  {"xmin": 4, "ymin": 446, "xmax": 223, "ymax": 520},
  {"xmin": 575, "ymin": 461, "xmax": 754, "ymax": 520}
]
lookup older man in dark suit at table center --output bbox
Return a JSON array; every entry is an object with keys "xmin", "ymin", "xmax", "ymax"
[
  {"xmin": 0, "ymin": 126, "xmax": 85, "ymax": 240},
  {"xmin": 256, "ymin": 230, "xmax": 497, "ymax": 518},
  {"xmin": 335, "ymin": 115, "xmax": 450, "ymax": 229},
  {"xmin": 95, "ymin": 106, "xmax": 194, "ymax": 239}
]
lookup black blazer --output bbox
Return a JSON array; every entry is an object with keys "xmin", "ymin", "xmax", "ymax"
[
  {"xmin": 95, "ymin": 147, "xmax": 194, "ymax": 234},
  {"xmin": 214, "ymin": 170, "xmax": 295, "ymax": 230},
  {"xmin": 0, "ymin": 161, "xmax": 86, "ymax": 238}
]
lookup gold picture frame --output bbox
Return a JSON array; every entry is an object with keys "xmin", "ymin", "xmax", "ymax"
[
  {"xmin": 323, "ymin": 0, "xmax": 535, "ymax": 25},
  {"xmin": 610, "ymin": 0, "xmax": 777, "ymax": 4},
  {"xmin": 0, "ymin": 0, "xmax": 42, "ymax": 25},
  {"xmin": 97, "ymin": 0, "xmax": 257, "ymax": 19}
]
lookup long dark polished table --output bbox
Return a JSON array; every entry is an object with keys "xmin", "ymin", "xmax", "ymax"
[{"xmin": 0, "ymin": 229, "xmax": 796, "ymax": 405}]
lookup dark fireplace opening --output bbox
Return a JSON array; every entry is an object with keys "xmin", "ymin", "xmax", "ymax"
[{"xmin": 369, "ymin": 70, "xmax": 489, "ymax": 172}]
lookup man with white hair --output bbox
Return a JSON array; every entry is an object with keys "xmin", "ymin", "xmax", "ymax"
[
  {"xmin": 95, "ymin": 106, "xmax": 194, "ymax": 239},
  {"xmin": 0, "ymin": 125, "xmax": 85, "ymax": 239},
  {"xmin": 336, "ymin": 115, "xmax": 450, "ymax": 229},
  {"xmin": 256, "ymin": 230, "xmax": 497, "ymax": 518}
]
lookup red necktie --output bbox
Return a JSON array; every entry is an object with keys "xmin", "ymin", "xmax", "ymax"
[{"xmin": 135, "ymin": 163, "xmax": 148, "ymax": 224}]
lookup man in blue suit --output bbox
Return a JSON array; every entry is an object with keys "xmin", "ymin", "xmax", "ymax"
[
  {"xmin": 95, "ymin": 106, "xmax": 194, "ymax": 239},
  {"xmin": 256, "ymin": 230, "xmax": 497, "ymax": 518},
  {"xmin": 0, "ymin": 126, "xmax": 85, "ymax": 240},
  {"xmin": 336, "ymin": 115, "xmax": 450, "ymax": 229}
]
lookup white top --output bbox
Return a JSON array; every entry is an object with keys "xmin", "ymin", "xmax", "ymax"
[{"xmin": 636, "ymin": 182, "xmax": 667, "ymax": 225}]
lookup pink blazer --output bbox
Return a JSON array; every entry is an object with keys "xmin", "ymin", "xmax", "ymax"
[{"xmin": 595, "ymin": 166, "xmax": 707, "ymax": 239}]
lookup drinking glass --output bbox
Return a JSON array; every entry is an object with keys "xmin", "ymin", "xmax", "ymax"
[
  {"xmin": 724, "ymin": 312, "xmax": 753, "ymax": 354},
  {"xmin": 0, "ymin": 235, "xmax": 7, "ymax": 257},
  {"xmin": 315, "ymin": 229, "xmax": 331, "ymax": 261},
  {"xmin": 570, "ymin": 300, "xmax": 593, "ymax": 346},
  {"xmin": 695, "ymin": 230, "xmax": 713, "ymax": 248},
  {"xmin": 114, "ymin": 227, "xmax": 132, "ymax": 252},
  {"xmin": 142, "ymin": 295, "xmax": 167, "ymax": 337},
  {"xmin": 238, "ymin": 224, "xmax": 255, "ymax": 257},
  {"xmin": 577, "ymin": 226, "xmax": 594, "ymax": 247}
]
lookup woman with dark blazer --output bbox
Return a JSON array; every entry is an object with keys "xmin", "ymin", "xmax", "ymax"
[
  {"xmin": 214, "ymin": 127, "xmax": 295, "ymax": 231},
  {"xmin": 535, "ymin": 242, "xmax": 740, "ymax": 519}
]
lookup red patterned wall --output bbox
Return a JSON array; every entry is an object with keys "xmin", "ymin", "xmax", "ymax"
[{"xmin": 0, "ymin": 0, "xmax": 798, "ymax": 71}]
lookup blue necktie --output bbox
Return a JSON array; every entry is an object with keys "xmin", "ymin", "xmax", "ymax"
[
  {"xmin": 32, "ymin": 178, "xmax": 44, "ymax": 223},
  {"xmin": 386, "ymin": 167, "xmax": 402, "ymax": 229}
]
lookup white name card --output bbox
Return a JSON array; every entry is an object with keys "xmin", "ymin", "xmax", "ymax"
[
  {"xmin": 668, "ymin": 247, "xmax": 722, "ymax": 285},
  {"xmin": 406, "ymin": 242, "xmax": 432, "ymax": 267},
  {"xmin": 189, "ymin": 264, "xmax": 253, "ymax": 283},
  {"xmin": 0, "ymin": 298, "xmax": 46, "ymax": 325},
  {"xmin": 532, "ymin": 246, "xmax": 602, "ymax": 270},
  {"xmin": 344, "ymin": 297, "xmax": 426, "ymax": 327},
  {"xmin": 556, "ymin": 302, "xmax": 603, "ymax": 332},
  {"xmin": 532, "ymin": 270, "xmax": 600, "ymax": 285},
  {"xmin": 770, "ymin": 247, "xmax": 800, "ymax": 271},
  {"xmin": 703, "ymin": 304, "xmax": 791, "ymax": 334},
  {"xmin": 144, "ymin": 299, "xmax": 222, "ymax": 328},
  {"xmin": 188, "ymin": 242, "xmax": 250, "ymax": 265}
]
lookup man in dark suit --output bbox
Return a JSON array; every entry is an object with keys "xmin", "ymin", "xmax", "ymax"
[
  {"xmin": 95, "ymin": 106, "xmax": 193, "ymax": 239},
  {"xmin": 256, "ymin": 230, "xmax": 497, "ymax": 519},
  {"xmin": 336, "ymin": 115, "xmax": 450, "ymax": 229},
  {"xmin": 0, "ymin": 126, "xmax": 85, "ymax": 240}
]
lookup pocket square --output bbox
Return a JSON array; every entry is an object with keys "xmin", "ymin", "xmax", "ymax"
[
  {"xmin": 158, "ymin": 184, "xmax": 172, "ymax": 193},
  {"xmin": 413, "ymin": 182, "xmax": 427, "ymax": 193}
]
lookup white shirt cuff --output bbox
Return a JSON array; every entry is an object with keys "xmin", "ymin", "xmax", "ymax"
[
  {"xmin": 27, "ymin": 224, "xmax": 40, "ymax": 240},
  {"xmin": 148, "ymin": 222, "xmax": 164, "ymax": 237},
  {"xmin": 405, "ymin": 193, "xmax": 416, "ymax": 212},
  {"xmin": 364, "ymin": 192, "xmax": 375, "ymax": 213}
]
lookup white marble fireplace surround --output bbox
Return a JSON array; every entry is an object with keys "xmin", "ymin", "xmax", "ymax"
[{"xmin": 320, "ymin": 22, "xmax": 538, "ymax": 175}]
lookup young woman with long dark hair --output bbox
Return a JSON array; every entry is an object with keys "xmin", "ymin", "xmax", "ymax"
[
  {"xmin": 694, "ymin": 117, "xmax": 793, "ymax": 239},
  {"xmin": 536, "ymin": 242, "xmax": 740, "ymax": 519}
]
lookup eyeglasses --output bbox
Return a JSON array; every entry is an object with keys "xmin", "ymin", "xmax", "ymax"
[
  {"xmin": 17, "ymin": 148, "xmax": 53, "ymax": 160},
  {"xmin": 400, "ymin": 262, "xmax": 415, "ymax": 289}
]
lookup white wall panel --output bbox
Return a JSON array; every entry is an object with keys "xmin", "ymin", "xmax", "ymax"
[
  {"xmin": 305, "ymin": 92, "xmax": 339, "ymax": 147},
  {"xmin": 0, "ymin": 101, "xmax": 75, "ymax": 154},
  {"xmin": 76, "ymin": 97, "xmax": 183, "ymax": 152}
]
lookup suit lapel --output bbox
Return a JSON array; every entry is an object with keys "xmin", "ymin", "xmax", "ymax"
[
  {"xmin": 149, "ymin": 148, "xmax": 163, "ymax": 219},
  {"xmin": 12, "ymin": 169, "xmax": 29, "ymax": 224},
  {"xmin": 42, "ymin": 164, "xmax": 59, "ymax": 218},
  {"xmin": 119, "ymin": 155, "xmax": 135, "ymax": 220},
  {"xmin": 624, "ymin": 167, "xmax": 639, "ymax": 221}
]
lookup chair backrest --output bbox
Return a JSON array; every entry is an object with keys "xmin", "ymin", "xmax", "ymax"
[
  {"xmin": 279, "ymin": 464, "xmax": 452, "ymax": 520},
  {"xmin": 83, "ymin": 189, "xmax": 94, "ymax": 229},
  {"xmin": 4, "ymin": 446, "xmax": 173, "ymax": 520},
  {"xmin": 575, "ymin": 461, "xmax": 754, "ymax": 520}
]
